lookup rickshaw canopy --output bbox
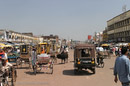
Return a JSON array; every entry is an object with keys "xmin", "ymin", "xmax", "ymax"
[
  {"xmin": 75, "ymin": 44, "xmax": 95, "ymax": 49},
  {"xmin": 74, "ymin": 44, "xmax": 96, "ymax": 58}
]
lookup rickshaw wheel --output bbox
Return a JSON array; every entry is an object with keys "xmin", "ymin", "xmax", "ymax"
[
  {"xmin": 16, "ymin": 58, "xmax": 22, "ymax": 68},
  {"xmin": 92, "ymin": 68, "xmax": 96, "ymax": 74},
  {"xmin": 12, "ymin": 67, "xmax": 17, "ymax": 82},
  {"xmin": 33, "ymin": 64, "xmax": 37, "ymax": 75},
  {"xmin": 74, "ymin": 69, "xmax": 77, "ymax": 75},
  {"xmin": 50, "ymin": 63, "xmax": 53, "ymax": 74},
  {"xmin": 74, "ymin": 68, "xmax": 80, "ymax": 75}
]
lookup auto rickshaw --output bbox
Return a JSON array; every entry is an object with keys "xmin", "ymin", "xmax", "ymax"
[
  {"xmin": 20, "ymin": 44, "xmax": 31, "ymax": 68},
  {"xmin": 74, "ymin": 44, "xmax": 96, "ymax": 74}
]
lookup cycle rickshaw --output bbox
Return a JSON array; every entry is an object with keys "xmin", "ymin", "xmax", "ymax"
[{"xmin": 33, "ymin": 53, "xmax": 53, "ymax": 75}]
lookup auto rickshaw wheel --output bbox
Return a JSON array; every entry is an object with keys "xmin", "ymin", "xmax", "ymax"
[
  {"xmin": 92, "ymin": 68, "xmax": 96, "ymax": 74},
  {"xmin": 74, "ymin": 68, "xmax": 80, "ymax": 75}
]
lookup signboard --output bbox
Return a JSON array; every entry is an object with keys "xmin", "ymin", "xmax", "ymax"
[{"xmin": 88, "ymin": 35, "xmax": 92, "ymax": 40}]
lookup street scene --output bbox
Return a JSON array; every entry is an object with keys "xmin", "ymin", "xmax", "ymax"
[
  {"xmin": 0, "ymin": 0, "xmax": 130, "ymax": 86},
  {"xmin": 15, "ymin": 49, "xmax": 121, "ymax": 86}
]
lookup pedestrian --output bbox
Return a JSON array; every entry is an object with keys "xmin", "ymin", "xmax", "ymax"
[
  {"xmin": 115, "ymin": 46, "xmax": 119, "ymax": 56},
  {"xmin": 114, "ymin": 47, "xmax": 130, "ymax": 86},
  {"xmin": 113, "ymin": 47, "xmax": 116, "ymax": 55},
  {"xmin": 31, "ymin": 47, "xmax": 37, "ymax": 70},
  {"xmin": 17, "ymin": 48, "xmax": 20, "ymax": 54}
]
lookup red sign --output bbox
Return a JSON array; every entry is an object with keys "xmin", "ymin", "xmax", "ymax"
[{"xmin": 88, "ymin": 35, "xmax": 91, "ymax": 40}]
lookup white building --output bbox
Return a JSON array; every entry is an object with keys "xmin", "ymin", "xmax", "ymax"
[{"xmin": 0, "ymin": 29, "xmax": 39, "ymax": 44}]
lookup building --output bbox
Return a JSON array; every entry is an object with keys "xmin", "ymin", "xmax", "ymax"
[
  {"xmin": 0, "ymin": 29, "xmax": 39, "ymax": 44},
  {"xmin": 105, "ymin": 10, "xmax": 130, "ymax": 43},
  {"xmin": 103, "ymin": 27, "xmax": 108, "ymax": 43},
  {"xmin": 41, "ymin": 34, "xmax": 59, "ymax": 43}
]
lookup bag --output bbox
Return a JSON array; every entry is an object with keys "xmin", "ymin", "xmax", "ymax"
[{"xmin": 37, "ymin": 54, "xmax": 50, "ymax": 63}]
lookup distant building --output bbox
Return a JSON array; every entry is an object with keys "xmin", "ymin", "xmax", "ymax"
[
  {"xmin": 41, "ymin": 34, "xmax": 59, "ymax": 43},
  {"xmin": 0, "ymin": 29, "xmax": 39, "ymax": 43},
  {"xmin": 22, "ymin": 33, "xmax": 33, "ymax": 36},
  {"xmin": 103, "ymin": 27, "xmax": 108, "ymax": 43},
  {"xmin": 104, "ymin": 10, "xmax": 130, "ymax": 43}
]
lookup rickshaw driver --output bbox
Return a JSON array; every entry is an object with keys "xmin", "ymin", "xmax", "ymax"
[
  {"xmin": 41, "ymin": 47, "xmax": 46, "ymax": 54},
  {"xmin": 97, "ymin": 47, "xmax": 104, "ymax": 65},
  {"xmin": 0, "ymin": 48, "xmax": 12, "ymax": 71},
  {"xmin": 0, "ymin": 48, "xmax": 13, "ymax": 83}
]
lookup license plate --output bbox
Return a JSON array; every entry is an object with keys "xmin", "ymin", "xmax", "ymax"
[{"xmin": 82, "ymin": 61, "xmax": 91, "ymax": 63}]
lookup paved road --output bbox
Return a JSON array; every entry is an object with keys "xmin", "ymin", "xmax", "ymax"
[{"xmin": 15, "ymin": 49, "xmax": 121, "ymax": 86}]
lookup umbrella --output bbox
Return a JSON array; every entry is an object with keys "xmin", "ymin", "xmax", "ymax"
[
  {"xmin": 0, "ymin": 43, "xmax": 5, "ymax": 48},
  {"xmin": 101, "ymin": 44, "xmax": 109, "ymax": 47},
  {"xmin": 4, "ymin": 45, "xmax": 13, "ymax": 47}
]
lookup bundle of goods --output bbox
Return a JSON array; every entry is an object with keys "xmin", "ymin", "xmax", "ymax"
[{"xmin": 37, "ymin": 54, "xmax": 50, "ymax": 64}]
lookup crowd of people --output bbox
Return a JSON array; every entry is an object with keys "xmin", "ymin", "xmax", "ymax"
[{"xmin": 95, "ymin": 44, "xmax": 130, "ymax": 86}]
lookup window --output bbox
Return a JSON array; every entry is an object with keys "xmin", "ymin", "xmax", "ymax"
[{"xmin": 81, "ymin": 49, "xmax": 91, "ymax": 57}]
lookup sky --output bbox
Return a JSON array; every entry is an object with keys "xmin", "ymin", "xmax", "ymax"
[{"xmin": 0, "ymin": 0, "xmax": 130, "ymax": 41}]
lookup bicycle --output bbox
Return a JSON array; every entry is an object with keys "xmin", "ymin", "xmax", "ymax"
[
  {"xmin": 98, "ymin": 57, "xmax": 104, "ymax": 68},
  {"xmin": 97, "ymin": 54, "xmax": 105, "ymax": 68}
]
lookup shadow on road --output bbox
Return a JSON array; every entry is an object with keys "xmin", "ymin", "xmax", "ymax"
[
  {"xmin": 16, "ymin": 66, "xmax": 30, "ymax": 70},
  {"xmin": 63, "ymin": 69, "xmax": 94, "ymax": 76},
  {"xmin": 70, "ymin": 61, "xmax": 74, "ymax": 63},
  {"xmin": 25, "ymin": 71, "xmax": 45, "ymax": 75}
]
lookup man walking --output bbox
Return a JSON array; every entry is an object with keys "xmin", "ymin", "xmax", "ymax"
[
  {"xmin": 31, "ymin": 47, "xmax": 37, "ymax": 71},
  {"xmin": 114, "ymin": 47, "xmax": 130, "ymax": 86}
]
